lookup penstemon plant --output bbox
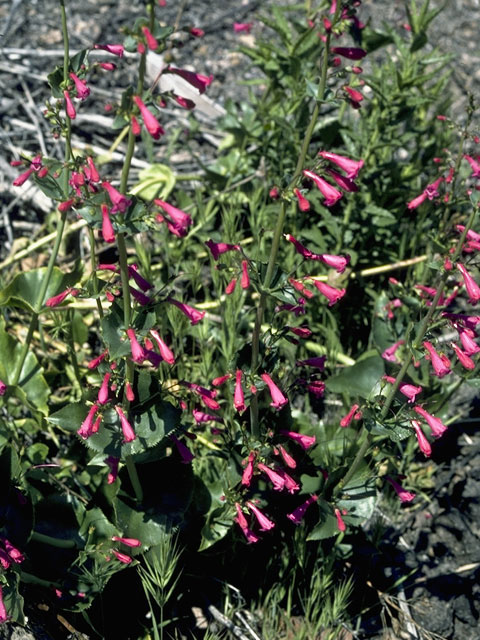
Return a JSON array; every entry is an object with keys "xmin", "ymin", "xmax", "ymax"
[{"xmin": 0, "ymin": 0, "xmax": 479, "ymax": 636}]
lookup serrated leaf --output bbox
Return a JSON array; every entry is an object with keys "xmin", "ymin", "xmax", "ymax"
[
  {"xmin": 47, "ymin": 403, "xmax": 87, "ymax": 432},
  {"xmin": 306, "ymin": 499, "xmax": 338, "ymax": 540},
  {"xmin": 78, "ymin": 507, "xmax": 117, "ymax": 543}
]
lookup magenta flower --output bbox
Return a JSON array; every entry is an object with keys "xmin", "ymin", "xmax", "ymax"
[
  {"xmin": 344, "ymin": 86, "xmax": 364, "ymax": 103},
  {"xmin": 97, "ymin": 372, "xmax": 111, "ymax": 405},
  {"xmin": 313, "ymin": 280, "xmax": 346, "ymax": 306},
  {"xmin": 424, "ymin": 176, "xmax": 444, "ymax": 200},
  {"xmin": 69, "ymin": 72, "xmax": 90, "ymax": 100},
  {"xmin": 166, "ymin": 66, "xmax": 213, "ymax": 94},
  {"xmin": 261, "ymin": 373, "xmax": 288, "ymax": 409},
  {"xmin": 205, "ymin": 239, "xmax": 239, "ymax": 260},
  {"xmin": 413, "ymin": 406, "xmax": 447, "ymax": 438},
  {"xmin": 289, "ymin": 278, "xmax": 314, "ymax": 299},
  {"xmin": 2, "ymin": 539, "xmax": 24, "ymax": 564},
  {"xmin": 212, "ymin": 373, "xmax": 232, "ymax": 387},
  {"xmin": 129, "ymin": 287, "xmax": 150, "ymax": 306},
  {"xmin": 458, "ymin": 328, "xmax": 480, "ymax": 355},
  {"xmin": 94, "ymin": 43, "xmax": 124, "ymax": 57},
  {"xmin": 464, "ymin": 155, "xmax": 480, "ymax": 178},
  {"xmin": 293, "ymin": 188, "xmax": 310, "ymax": 211},
  {"xmin": 281, "ymin": 430, "xmax": 316, "ymax": 450},
  {"xmin": 192, "ymin": 409, "xmax": 222, "ymax": 424},
  {"xmin": 235, "ymin": 504, "xmax": 260, "ymax": 544},
  {"xmin": 276, "ymin": 444, "xmax": 296, "ymax": 469},
  {"xmin": 142, "ymin": 26, "xmax": 158, "ymax": 50},
  {"xmin": 257, "ymin": 463, "xmax": 285, "ymax": 491},
  {"xmin": 0, "ymin": 380, "xmax": 6, "ymax": 396},
  {"xmin": 111, "ymin": 550, "xmax": 132, "ymax": 564},
  {"xmin": 88, "ymin": 349, "xmax": 108, "ymax": 370},
  {"xmin": 241, "ymin": 451, "xmax": 256, "ymax": 487},
  {"xmin": 0, "ymin": 586, "xmax": 9, "ymax": 623},
  {"xmin": 287, "ymin": 494, "xmax": 318, "ymax": 525},
  {"xmin": 334, "ymin": 508, "xmax": 346, "ymax": 532},
  {"xmin": 133, "ymin": 96, "xmax": 164, "ymax": 140},
  {"xmin": 112, "ymin": 536, "xmax": 142, "ymax": 547},
  {"xmin": 246, "ymin": 502, "xmax": 275, "ymax": 531},
  {"xmin": 102, "ymin": 181, "xmax": 132, "ymax": 213},
  {"xmin": 319, "ymin": 253, "xmax": 350, "ymax": 273},
  {"xmin": 225, "ymin": 278, "xmax": 237, "ymax": 295},
  {"xmin": 284, "ymin": 233, "xmax": 315, "ymax": 259},
  {"xmin": 423, "ymin": 341, "xmax": 451, "ymax": 378},
  {"xmin": 13, "ymin": 165, "xmax": 35, "ymax": 187},
  {"xmin": 150, "ymin": 330, "xmax": 175, "ymax": 364},
  {"xmin": 168, "ymin": 298, "xmax": 205, "ymax": 324},
  {"xmin": 381, "ymin": 339, "xmax": 405, "ymax": 363},
  {"xmin": 412, "ymin": 419, "xmax": 432, "ymax": 457},
  {"xmin": 125, "ymin": 381, "xmax": 135, "ymax": 402},
  {"xmin": 190, "ymin": 27, "xmax": 205, "ymax": 37},
  {"xmin": 407, "ymin": 191, "xmax": 428, "ymax": 210},
  {"xmin": 170, "ymin": 434, "xmax": 194, "ymax": 463},
  {"xmin": 330, "ymin": 46, "xmax": 367, "ymax": 60},
  {"xmin": 385, "ymin": 476, "xmax": 415, "ymax": 503},
  {"xmin": 457, "ymin": 263, "xmax": 480, "ymax": 303},
  {"xmin": 296, "ymin": 356, "xmax": 326, "ymax": 370},
  {"xmin": 115, "ymin": 406, "xmax": 136, "ymax": 442},
  {"xmin": 450, "ymin": 342, "xmax": 475, "ymax": 370},
  {"xmin": 45, "ymin": 287, "xmax": 78, "ymax": 307},
  {"xmin": 276, "ymin": 468, "xmax": 300, "ymax": 493},
  {"xmin": 77, "ymin": 404, "xmax": 99, "ymax": 439},
  {"xmin": 383, "ymin": 375, "xmax": 422, "ymax": 403},
  {"xmin": 101, "ymin": 204, "xmax": 115, "ymax": 243},
  {"xmin": 126, "ymin": 328, "xmax": 146, "ymax": 363},
  {"xmin": 154, "ymin": 199, "xmax": 192, "ymax": 237},
  {"xmin": 241, "ymin": 260, "xmax": 250, "ymax": 289},
  {"xmin": 233, "ymin": 22, "xmax": 253, "ymax": 33},
  {"xmin": 63, "ymin": 90, "xmax": 76, "ymax": 119},
  {"xmin": 106, "ymin": 456, "xmax": 119, "ymax": 484},
  {"xmin": 234, "ymin": 369, "xmax": 246, "ymax": 413},
  {"xmin": 99, "ymin": 62, "xmax": 116, "ymax": 71},
  {"xmin": 131, "ymin": 114, "xmax": 141, "ymax": 135},
  {"xmin": 326, "ymin": 169, "xmax": 358, "ymax": 192},
  {"xmin": 318, "ymin": 151, "xmax": 364, "ymax": 179},
  {"xmin": 128, "ymin": 264, "xmax": 153, "ymax": 292},
  {"xmin": 303, "ymin": 169, "xmax": 343, "ymax": 206},
  {"xmin": 340, "ymin": 403, "xmax": 360, "ymax": 428}
]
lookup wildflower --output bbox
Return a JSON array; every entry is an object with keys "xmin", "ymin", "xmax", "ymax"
[
  {"xmin": 261, "ymin": 373, "xmax": 288, "ymax": 409},
  {"xmin": 246, "ymin": 502, "xmax": 275, "ymax": 531},
  {"xmin": 319, "ymin": 253, "xmax": 350, "ymax": 273},
  {"xmin": 294, "ymin": 188, "xmax": 310, "ymax": 211},
  {"xmin": 340, "ymin": 404, "xmax": 360, "ymax": 427},
  {"xmin": 99, "ymin": 62, "xmax": 116, "ymax": 71},
  {"xmin": 112, "ymin": 536, "xmax": 142, "ymax": 547},
  {"xmin": 276, "ymin": 444, "xmax": 297, "ymax": 469},
  {"xmin": 131, "ymin": 115, "xmax": 141, "ymax": 136},
  {"xmin": 287, "ymin": 494, "xmax": 318, "ymax": 525},
  {"xmin": 102, "ymin": 181, "xmax": 132, "ymax": 213},
  {"xmin": 344, "ymin": 86, "xmax": 364, "ymax": 103},
  {"xmin": 45, "ymin": 288, "xmax": 79, "ymax": 307},
  {"xmin": 241, "ymin": 260, "xmax": 250, "ymax": 289},
  {"xmin": 125, "ymin": 381, "xmax": 135, "ymax": 402},
  {"xmin": 13, "ymin": 165, "xmax": 35, "ymax": 186},
  {"xmin": 412, "ymin": 419, "xmax": 432, "ymax": 456},
  {"xmin": 383, "ymin": 375, "xmax": 422, "ymax": 403},
  {"xmin": 88, "ymin": 349, "xmax": 108, "ymax": 369},
  {"xmin": 280, "ymin": 430, "xmax": 316, "ymax": 450},
  {"xmin": 451, "ymin": 342, "xmax": 475, "ymax": 370},
  {"xmin": 205, "ymin": 239, "xmax": 239, "ymax": 260},
  {"xmin": 257, "ymin": 463, "xmax": 285, "ymax": 491},
  {"xmin": 234, "ymin": 369, "xmax": 246, "ymax": 413},
  {"xmin": 94, "ymin": 43, "xmax": 124, "ymax": 57},
  {"xmin": 225, "ymin": 278, "xmax": 237, "ymax": 295},
  {"xmin": 0, "ymin": 549, "xmax": 11, "ymax": 569},
  {"xmin": 457, "ymin": 263, "xmax": 480, "ymax": 303},
  {"xmin": 382, "ymin": 339, "xmax": 405, "ymax": 363},
  {"xmin": 97, "ymin": 373, "xmax": 111, "ymax": 405},
  {"xmin": 233, "ymin": 22, "xmax": 253, "ymax": 33},
  {"xmin": 115, "ymin": 406, "xmax": 136, "ymax": 442},
  {"xmin": 413, "ymin": 406, "xmax": 447, "ymax": 438},
  {"xmin": 190, "ymin": 27, "xmax": 205, "ymax": 37},
  {"xmin": 269, "ymin": 186, "xmax": 279, "ymax": 199},
  {"xmin": 77, "ymin": 404, "xmax": 99, "ymax": 439},
  {"xmin": 326, "ymin": 169, "xmax": 358, "ymax": 192},
  {"xmin": 312, "ymin": 280, "xmax": 346, "ymax": 306},
  {"xmin": 170, "ymin": 434, "xmax": 194, "ymax": 463},
  {"xmin": 424, "ymin": 176, "xmax": 444, "ymax": 200},
  {"xmin": 112, "ymin": 550, "xmax": 132, "ymax": 564},
  {"xmin": 407, "ymin": 191, "xmax": 428, "ymax": 210},
  {"xmin": 58, "ymin": 198, "xmax": 75, "ymax": 213},
  {"xmin": 101, "ymin": 204, "xmax": 115, "ymax": 243},
  {"xmin": 63, "ymin": 90, "xmax": 76, "ymax": 119},
  {"xmin": 385, "ymin": 476, "xmax": 415, "ymax": 503},
  {"xmin": 126, "ymin": 328, "xmax": 146, "ymax": 363},
  {"xmin": 334, "ymin": 508, "xmax": 346, "ymax": 532},
  {"xmin": 150, "ymin": 330, "xmax": 175, "ymax": 364},
  {"xmin": 154, "ymin": 199, "xmax": 192, "ymax": 237},
  {"xmin": 192, "ymin": 409, "xmax": 222, "ymax": 424},
  {"xmin": 0, "ymin": 380, "xmax": 6, "ymax": 396},
  {"xmin": 276, "ymin": 468, "xmax": 300, "ymax": 493},
  {"xmin": 142, "ymin": 26, "xmax": 158, "ymax": 50},
  {"xmin": 307, "ymin": 380, "xmax": 326, "ymax": 396},
  {"xmin": 458, "ymin": 328, "xmax": 480, "ymax": 355},
  {"xmin": 212, "ymin": 373, "xmax": 231, "ymax": 387},
  {"xmin": 0, "ymin": 586, "xmax": 9, "ymax": 623},
  {"xmin": 296, "ymin": 356, "xmax": 326, "ymax": 370},
  {"xmin": 330, "ymin": 46, "xmax": 367, "ymax": 60},
  {"xmin": 464, "ymin": 155, "xmax": 480, "ymax": 178},
  {"xmin": 69, "ymin": 72, "xmax": 90, "ymax": 100},
  {"xmin": 235, "ymin": 503, "xmax": 248, "ymax": 529},
  {"xmin": 289, "ymin": 278, "xmax": 314, "ymax": 299},
  {"xmin": 285, "ymin": 233, "xmax": 314, "ymax": 259},
  {"xmin": 168, "ymin": 298, "xmax": 205, "ymax": 324},
  {"xmin": 166, "ymin": 66, "xmax": 213, "ymax": 94},
  {"xmin": 303, "ymin": 169, "xmax": 343, "ymax": 206},
  {"xmin": 235, "ymin": 505, "xmax": 260, "ymax": 544},
  {"xmin": 289, "ymin": 326, "xmax": 312, "ymax": 338},
  {"xmin": 423, "ymin": 341, "xmax": 451, "ymax": 378},
  {"xmin": 106, "ymin": 456, "xmax": 119, "ymax": 484},
  {"xmin": 128, "ymin": 264, "xmax": 153, "ymax": 291},
  {"xmin": 133, "ymin": 96, "xmax": 164, "ymax": 140},
  {"xmin": 2, "ymin": 539, "xmax": 24, "ymax": 564},
  {"xmin": 129, "ymin": 287, "xmax": 150, "ymax": 306},
  {"xmin": 184, "ymin": 382, "xmax": 220, "ymax": 411}
]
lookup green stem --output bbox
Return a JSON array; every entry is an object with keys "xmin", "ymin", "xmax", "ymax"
[
  {"xmin": 31, "ymin": 531, "xmax": 77, "ymax": 548},
  {"xmin": 88, "ymin": 226, "xmax": 104, "ymax": 319},
  {"xmin": 21, "ymin": 571, "xmax": 61, "ymax": 589},
  {"xmin": 125, "ymin": 454, "xmax": 143, "ymax": 503}
]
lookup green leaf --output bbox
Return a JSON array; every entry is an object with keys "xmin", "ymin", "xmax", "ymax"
[
  {"xmin": 130, "ymin": 164, "xmax": 176, "ymax": 201},
  {"xmin": 198, "ymin": 504, "xmax": 234, "ymax": 551},
  {"xmin": 47, "ymin": 402, "xmax": 87, "ymax": 432},
  {"xmin": 0, "ymin": 266, "xmax": 81, "ymax": 312},
  {"xmin": 337, "ymin": 463, "xmax": 377, "ymax": 523},
  {"xmin": 325, "ymin": 353, "xmax": 385, "ymax": 399},
  {"xmin": 2, "ymin": 574, "xmax": 25, "ymax": 624},
  {"xmin": 365, "ymin": 204, "xmax": 397, "ymax": 227},
  {"xmin": 306, "ymin": 499, "xmax": 339, "ymax": 541},
  {"xmin": 78, "ymin": 507, "xmax": 117, "ymax": 543}
]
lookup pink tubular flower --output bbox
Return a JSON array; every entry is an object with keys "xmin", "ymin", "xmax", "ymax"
[
  {"xmin": 131, "ymin": 114, "xmax": 141, "ymax": 135},
  {"xmin": 412, "ymin": 420, "xmax": 432, "ymax": 457},
  {"xmin": 303, "ymin": 169, "xmax": 343, "ymax": 206},
  {"xmin": 281, "ymin": 430, "xmax": 316, "ymax": 450},
  {"xmin": 78, "ymin": 404, "xmax": 99, "ymax": 439},
  {"xmin": 425, "ymin": 176, "xmax": 444, "ymax": 200},
  {"xmin": 326, "ymin": 169, "xmax": 358, "ymax": 192},
  {"xmin": 94, "ymin": 43, "xmax": 124, "ymax": 57},
  {"xmin": 13, "ymin": 165, "xmax": 35, "ymax": 187},
  {"xmin": 0, "ymin": 549, "xmax": 11, "ymax": 570},
  {"xmin": 276, "ymin": 444, "xmax": 296, "ymax": 469},
  {"xmin": 0, "ymin": 380, "xmax": 6, "ymax": 396},
  {"xmin": 168, "ymin": 298, "xmax": 205, "ymax": 324},
  {"xmin": 319, "ymin": 253, "xmax": 350, "ymax": 273},
  {"xmin": 97, "ymin": 373, "xmax": 111, "ymax": 405},
  {"xmin": 166, "ymin": 66, "xmax": 213, "ymax": 94},
  {"xmin": 276, "ymin": 468, "xmax": 300, "ymax": 493},
  {"xmin": 205, "ymin": 239, "xmax": 239, "ymax": 260},
  {"xmin": 331, "ymin": 46, "xmax": 367, "ymax": 60},
  {"xmin": 464, "ymin": 155, "xmax": 480, "ymax": 178},
  {"xmin": 294, "ymin": 188, "xmax": 310, "ymax": 211},
  {"xmin": 382, "ymin": 339, "xmax": 405, "ymax": 363},
  {"xmin": 241, "ymin": 260, "xmax": 250, "ymax": 289},
  {"xmin": 69, "ymin": 72, "xmax": 90, "ymax": 100},
  {"xmin": 154, "ymin": 199, "xmax": 192, "ymax": 237},
  {"xmin": 457, "ymin": 263, "xmax": 480, "ymax": 303},
  {"xmin": 190, "ymin": 27, "xmax": 205, "ymax": 37},
  {"xmin": 184, "ymin": 382, "xmax": 220, "ymax": 411},
  {"xmin": 150, "ymin": 330, "xmax": 175, "ymax": 364},
  {"xmin": 0, "ymin": 586, "xmax": 9, "ymax": 623},
  {"xmin": 58, "ymin": 198, "xmax": 75, "ymax": 213},
  {"xmin": 130, "ymin": 286, "xmax": 150, "ymax": 306},
  {"xmin": 212, "ymin": 373, "xmax": 231, "ymax": 387},
  {"xmin": 246, "ymin": 502, "xmax": 275, "ymax": 531},
  {"xmin": 296, "ymin": 356, "xmax": 326, "ymax": 370},
  {"xmin": 142, "ymin": 26, "xmax": 158, "ymax": 50},
  {"xmin": 340, "ymin": 404, "xmax": 360, "ymax": 427},
  {"xmin": 85, "ymin": 156, "xmax": 100, "ymax": 183},
  {"xmin": 383, "ymin": 375, "xmax": 422, "ymax": 403},
  {"xmin": 289, "ymin": 278, "xmax": 314, "ymax": 299},
  {"xmin": 99, "ymin": 62, "xmax": 116, "ymax": 71},
  {"xmin": 307, "ymin": 380, "xmax": 326, "ymax": 396},
  {"xmin": 63, "ymin": 90, "xmax": 76, "ymax": 119},
  {"xmin": 313, "ymin": 280, "xmax": 346, "ymax": 306},
  {"xmin": 241, "ymin": 451, "xmax": 256, "ymax": 487},
  {"xmin": 284, "ymin": 233, "xmax": 314, "ymax": 259},
  {"xmin": 287, "ymin": 494, "xmax": 318, "ymax": 525},
  {"xmin": 192, "ymin": 409, "xmax": 222, "ymax": 424},
  {"xmin": 334, "ymin": 508, "xmax": 346, "ymax": 532},
  {"xmin": 234, "ymin": 369, "xmax": 246, "ymax": 413},
  {"xmin": 112, "ymin": 536, "xmax": 142, "ymax": 547},
  {"xmin": 407, "ymin": 191, "xmax": 428, "ymax": 210},
  {"xmin": 170, "ymin": 434, "xmax": 194, "ymax": 463},
  {"xmin": 318, "ymin": 151, "xmax": 364, "ymax": 179},
  {"xmin": 126, "ymin": 328, "xmax": 146, "ymax": 363},
  {"xmin": 458, "ymin": 328, "xmax": 480, "ymax": 355},
  {"xmin": 128, "ymin": 264, "xmax": 153, "ymax": 292},
  {"xmin": 225, "ymin": 277, "xmax": 237, "ymax": 295},
  {"xmin": 173, "ymin": 94, "xmax": 196, "ymax": 109},
  {"xmin": 133, "ymin": 96, "xmax": 164, "ymax": 140},
  {"xmin": 451, "ymin": 342, "xmax": 475, "ymax": 370},
  {"xmin": 344, "ymin": 86, "xmax": 364, "ymax": 103},
  {"xmin": 106, "ymin": 456, "xmax": 119, "ymax": 484},
  {"xmin": 261, "ymin": 373, "xmax": 288, "ymax": 409},
  {"xmin": 385, "ymin": 476, "xmax": 415, "ymax": 503},
  {"xmin": 235, "ymin": 513, "xmax": 260, "ymax": 544},
  {"xmin": 233, "ymin": 22, "xmax": 253, "ymax": 33},
  {"xmin": 45, "ymin": 287, "xmax": 78, "ymax": 307},
  {"xmin": 125, "ymin": 381, "xmax": 135, "ymax": 402},
  {"xmin": 423, "ymin": 341, "xmax": 451, "ymax": 378},
  {"xmin": 102, "ymin": 181, "xmax": 132, "ymax": 213},
  {"xmin": 234, "ymin": 502, "xmax": 248, "ymax": 529},
  {"xmin": 112, "ymin": 550, "xmax": 132, "ymax": 564},
  {"xmin": 2, "ymin": 539, "xmax": 24, "ymax": 564},
  {"xmin": 115, "ymin": 406, "xmax": 136, "ymax": 442},
  {"xmin": 289, "ymin": 326, "xmax": 312, "ymax": 338},
  {"xmin": 88, "ymin": 349, "xmax": 108, "ymax": 370},
  {"xmin": 257, "ymin": 463, "xmax": 285, "ymax": 491},
  {"xmin": 101, "ymin": 204, "xmax": 115, "ymax": 243},
  {"xmin": 413, "ymin": 406, "xmax": 447, "ymax": 438}
]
